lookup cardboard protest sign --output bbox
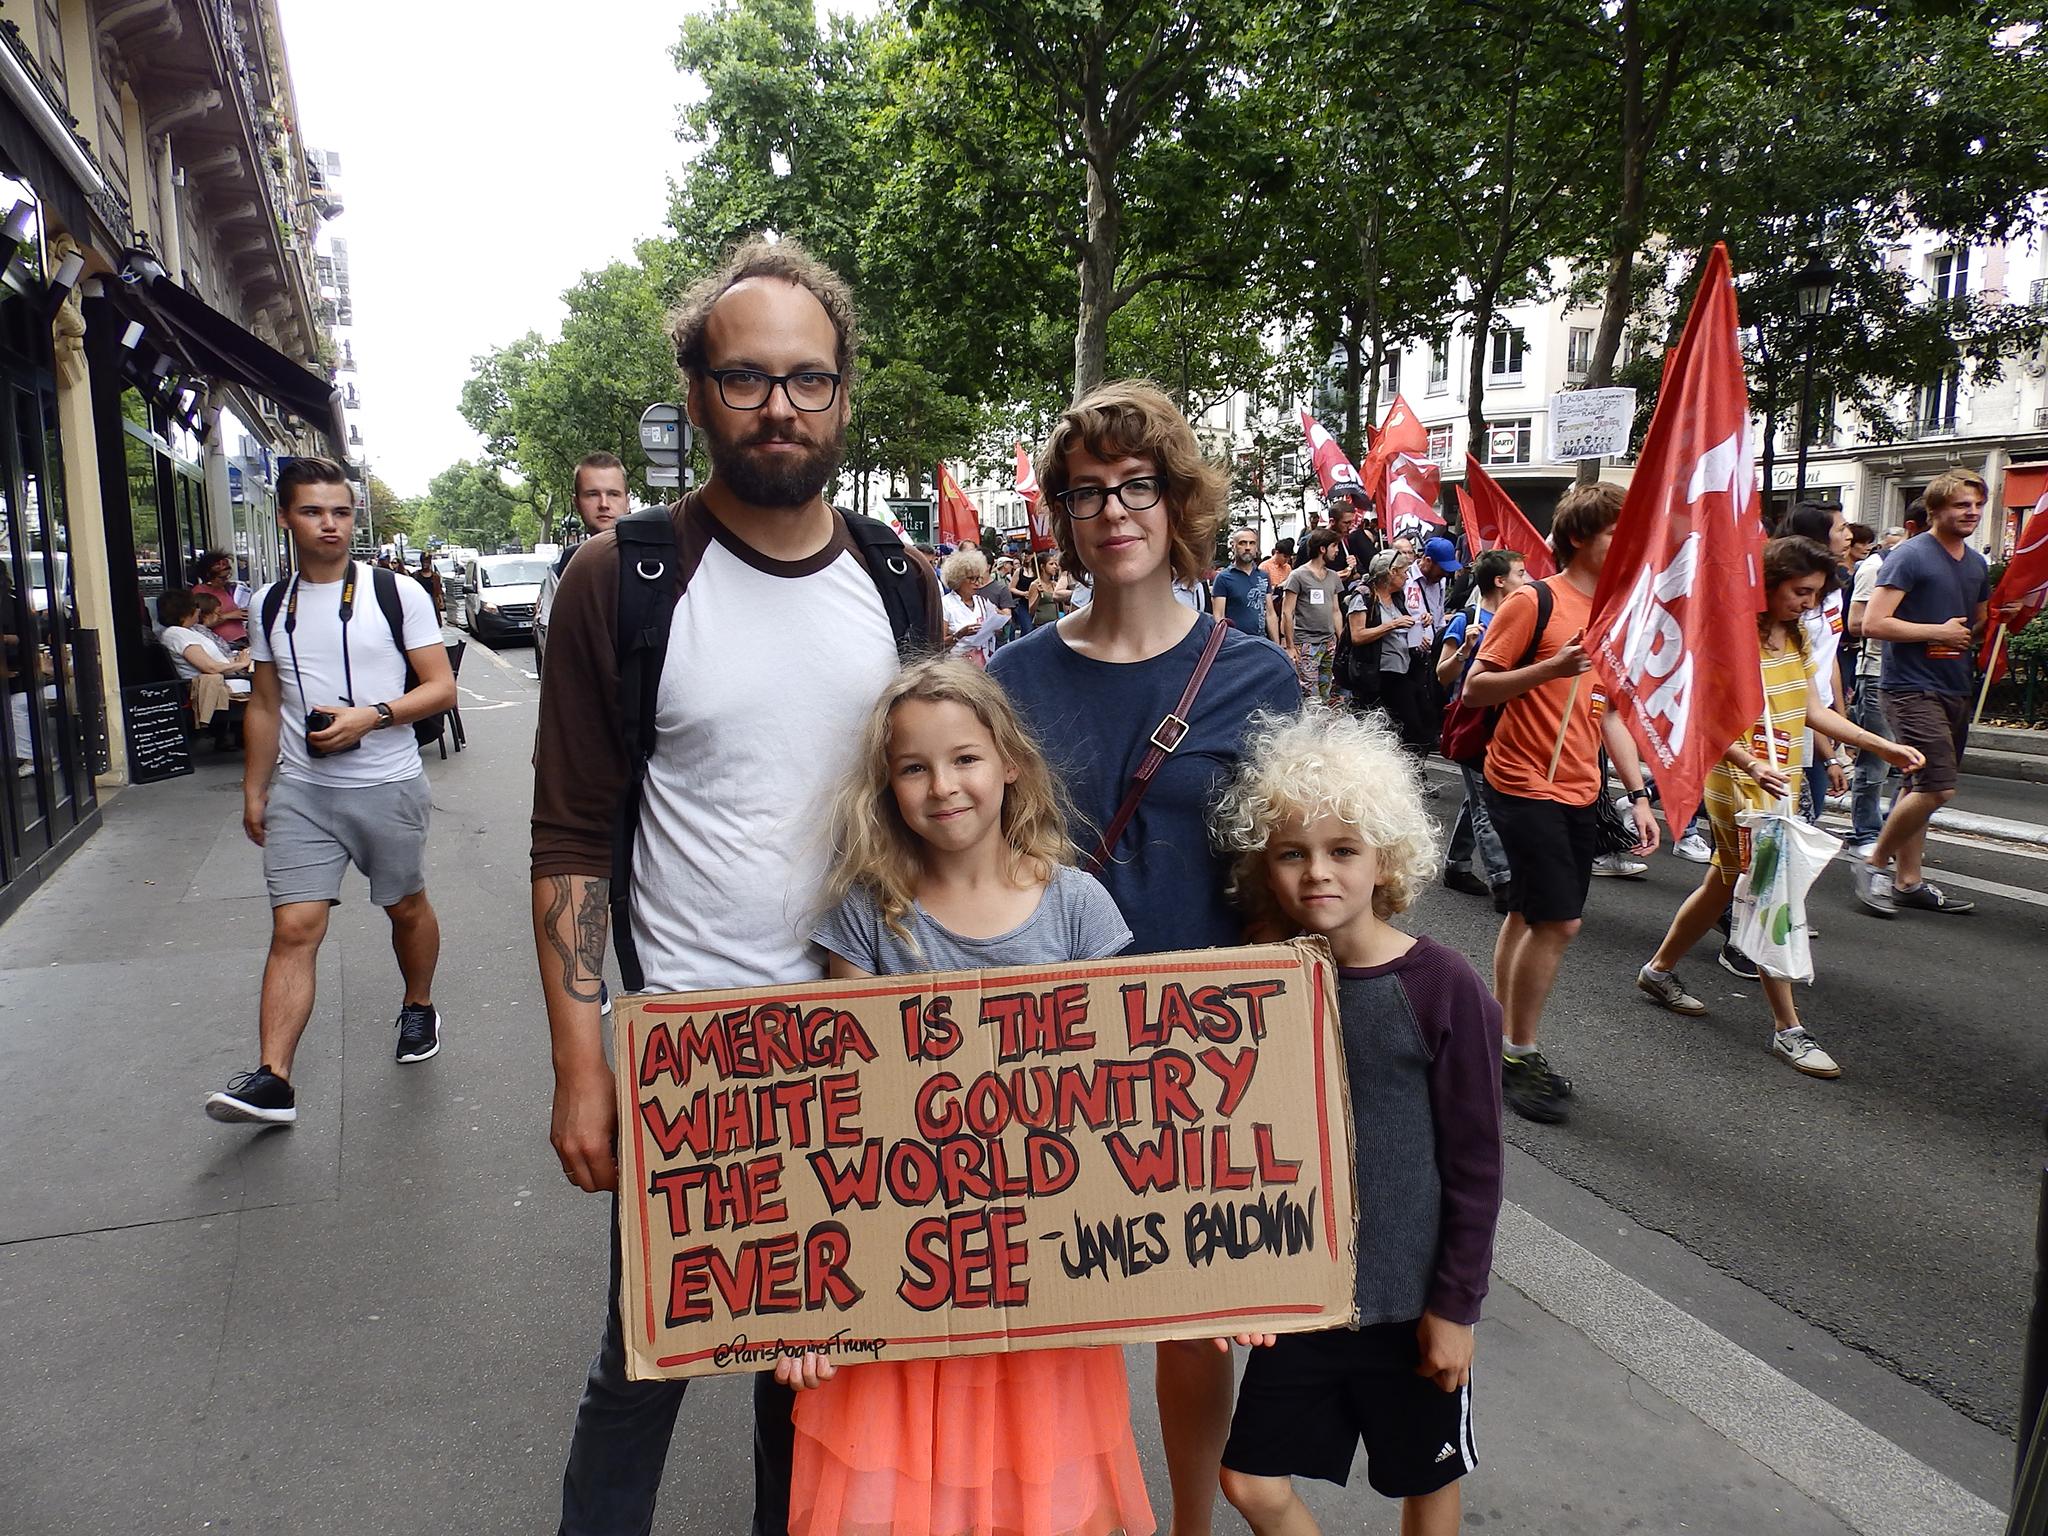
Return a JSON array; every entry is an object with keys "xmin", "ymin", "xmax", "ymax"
[{"xmin": 614, "ymin": 940, "xmax": 1357, "ymax": 1380}]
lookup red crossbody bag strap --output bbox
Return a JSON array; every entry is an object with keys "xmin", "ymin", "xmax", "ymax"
[{"xmin": 1085, "ymin": 617, "xmax": 1231, "ymax": 876}]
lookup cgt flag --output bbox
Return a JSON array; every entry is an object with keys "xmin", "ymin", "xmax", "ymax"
[
  {"xmin": 1016, "ymin": 443, "xmax": 1054, "ymax": 553},
  {"xmin": 935, "ymin": 461, "xmax": 980, "ymax": 549},
  {"xmin": 1362, "ymin": 395, "xmax": 1427, "ymax": 505},
  {"xmin": 1583, "ymin": 243, "xmax": 1765, "ymax": 837},
  {"xmin": 1980, "ymin": 490, "xmax": 2048, "ymax": 685},
  {"xmin": 1463, "ymin": 457, "xmax": 1556, "ymax": 579},
  {"xmin": 1299, "ymin": 408, "xmax": 1364, "ymax": 500},
  {"xmin": 1382, "ymin": 453, "xmax": 1445, "ymax": 529}
]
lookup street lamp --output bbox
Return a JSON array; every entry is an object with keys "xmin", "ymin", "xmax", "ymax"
[{"xmin": 1793, "ymin": 250, "xmax": 1838, "ymax": 506}]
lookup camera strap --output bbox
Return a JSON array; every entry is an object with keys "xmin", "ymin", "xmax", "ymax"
[{"xmin": 283, "ymin": 562, "xmax": 357, "ymax": 718}]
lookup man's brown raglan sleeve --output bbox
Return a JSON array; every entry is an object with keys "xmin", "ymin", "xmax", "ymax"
[{"xmin": 530, "ymin": 533, "xmax": 628, "ymax": 880}]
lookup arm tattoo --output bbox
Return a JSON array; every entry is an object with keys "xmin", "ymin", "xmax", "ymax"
[{"xmin": 541, "ymin": 875, "xmax": 608, "ymax": 1005}]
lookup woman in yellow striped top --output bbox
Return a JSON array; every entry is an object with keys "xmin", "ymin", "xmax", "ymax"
[{"xmin": 1635, "ymin": 538, "xmax": 1924, "ymax": 1077}]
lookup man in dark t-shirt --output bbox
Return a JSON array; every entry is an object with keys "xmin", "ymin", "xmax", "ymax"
[
  {"xmin": 1212, "ymin": 527, "xmax": 1277, "ymax": 639},
  {"xmin": 1852, "ymin": 469, "xmax": 1992, "ymax": 916}
]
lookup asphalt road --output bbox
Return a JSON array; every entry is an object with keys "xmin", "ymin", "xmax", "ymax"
[{"xmin": 1413, "ymin": 759, "xmax": 2048, "ymax": 1437}]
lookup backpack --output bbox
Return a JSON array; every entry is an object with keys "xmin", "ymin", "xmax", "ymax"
[
  {"xmin": 1437, "ymin": 579, "xmax": 1554, "ymax": 765},
  {"xmin": 608, "ymin": 504, "xmax": 938, "ymax": 991},
  {"xmin": 1332, "ymin": 579, "xmax": 1377, "ymax": 694},
  {"xmin": 259, "ymin": 564, "xmax": 447, "ymax": 747}
]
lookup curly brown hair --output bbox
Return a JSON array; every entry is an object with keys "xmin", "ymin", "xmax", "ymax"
[
  {"xmin": 668, "ymin": 237, "xmax": 859, "ymax": 384},
  {"xmin": 1036, "ymin": 380, "xmax": 1227, "ymax": 586}
]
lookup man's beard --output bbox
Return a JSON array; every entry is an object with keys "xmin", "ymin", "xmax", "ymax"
[{"xmin": 702, "ymin": 417, "xmax": 845, "ymax": 509}]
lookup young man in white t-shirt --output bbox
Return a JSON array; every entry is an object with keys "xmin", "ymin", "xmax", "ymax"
[{"xmin": 204, "ymin": 459, "xmax": 456, "ymax": 1127}]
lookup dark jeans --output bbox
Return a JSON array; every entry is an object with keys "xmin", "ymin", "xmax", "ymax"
[
  {"xmin": 1378, "ymin": 665, "xmax": 1428, "ymax": 754},
  {"xmin": 560, "ymin": 1197, "xmax": 795, "ymax": 1536}
]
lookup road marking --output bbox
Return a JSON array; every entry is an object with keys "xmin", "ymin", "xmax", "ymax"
[{"xmin": 1494, "ymin": 1201, "xmax": 2005, "ymax": 1535}]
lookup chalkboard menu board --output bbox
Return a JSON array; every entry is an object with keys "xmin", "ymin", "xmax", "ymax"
[{"xmin": 121, "ymin": 681, "xmax": 193, "ymax": 784}]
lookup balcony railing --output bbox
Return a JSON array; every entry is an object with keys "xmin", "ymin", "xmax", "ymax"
[
  {"xmin": 2036, "ymin": 405, "xmax": 2048, "ymax": 430},
  {"xmin": 2033, "ymin": 278, "xmax": 2048, "ymax": 306},
  {"xmin": 1913, "ymin": 415, "xmax": 1960, "ymax": 439}
]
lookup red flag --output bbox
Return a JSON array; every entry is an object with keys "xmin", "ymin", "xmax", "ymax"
[
  {"xmin": 935, "ymin": 460, "xmax": 980, "ymax": 548},
  {"xmin": 1982, "ymin": 490, "xmax": 2048, "ymax": 683},
  {"xmin": 1463, "ymin": 457, "xmax": 1557, "ymax": 579},
  {"xmin": 1015, "ymin": 443, "xmax": 1053, "ymax": 552},
  {"xmin": 1298, "ymin": 408, "xmax": 1364, "ymax": 500},
  {"xmin": 1583, "ymin": 243, "xmax": 1766, "ymax": 837},
  {"xmin": 1381, "ymin": 453, "xmax": 1445, "ymax": 529},
  {"xmin": 1455, "ymin": 485, "xmax": 1477, "ymax": 537},
  {"xmin": 1362, "ymin": 394, "xmax": 1428, "ymax": 504}
]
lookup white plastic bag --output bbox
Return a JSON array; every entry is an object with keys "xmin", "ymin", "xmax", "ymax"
[{"xmin": 1731, "ymin": 800, "xmax": 1843, "ymax": 984}]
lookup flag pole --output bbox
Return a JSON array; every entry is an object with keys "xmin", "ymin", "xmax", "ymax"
[
  {"xmin": 1546, "ymin": 677, "xmax": 1582, "ymax": 781},
  {"xmin": 1973, "ymin": 623, "xmax": 2008, "ymax": 726}
]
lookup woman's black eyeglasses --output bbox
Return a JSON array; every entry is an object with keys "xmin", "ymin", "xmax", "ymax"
[
  {"xmin": 1052, "ymin": 476, "xmax": 1165, "ymax": 519},
  {"xmin": 703, "ymin": 369, "xmax": 842, "ymax": 412}
]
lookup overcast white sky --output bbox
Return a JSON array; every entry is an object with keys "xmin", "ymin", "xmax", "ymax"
[{"xmin": 273, "ymin": 1, "xmax": 698, "ymax": 495}]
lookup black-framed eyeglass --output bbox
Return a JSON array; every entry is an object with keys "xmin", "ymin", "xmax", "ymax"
[
  {"xmin": 1052, "ymin": 475, "xmax": 1165, "ymax": 519},
  {"xmin": 703, "ymin": 368, "xmax": 843, "ymax": 412}
]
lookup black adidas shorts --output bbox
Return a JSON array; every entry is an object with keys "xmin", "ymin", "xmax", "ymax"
[{"xmin": 1221, "ymin": 1321, "xmax": 1477, "ymax": 1498}]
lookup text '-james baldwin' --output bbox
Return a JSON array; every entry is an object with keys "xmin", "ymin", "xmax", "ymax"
[{"xmin": 632, "ymin": 976, "xmax": 1322, "ymax": 1338}]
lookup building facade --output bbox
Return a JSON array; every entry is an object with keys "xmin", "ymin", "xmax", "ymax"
[{"xmin": 0, "ymin": 0, "xmax": 342, "ymax": 921}]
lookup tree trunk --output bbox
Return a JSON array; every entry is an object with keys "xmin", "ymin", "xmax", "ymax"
[
  {"xmin": 1341, "ymin": 300, "xmax": 1366, "ymax": 462},
  {"xmin": 1576, "ymin": 0, "xmax": 1659, "ymax": 483},
  {"xmin": 1360, "ymin": 201, "xmax": 1383, "ymax": 452},
  {"xmin": 1466, "ymin": 290, "xmax": 1498, "ymax": 464},
  {"xmin": 1073, "ymin": 48, "xmax": 1117, "ymax": 401}
]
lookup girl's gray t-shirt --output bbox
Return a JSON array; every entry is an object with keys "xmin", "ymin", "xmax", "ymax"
[{"xmin": 813, "ymin": 864, "xmax": 1133, "ymax": 974}]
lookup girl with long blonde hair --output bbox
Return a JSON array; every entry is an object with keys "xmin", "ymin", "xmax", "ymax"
[{"xmin": 785, "ymin": 655, "xmax": 1153, "ymax": 1536}]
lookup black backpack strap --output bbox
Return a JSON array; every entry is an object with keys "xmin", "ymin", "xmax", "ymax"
[
  {"xmin": 1519, "ymin": 578, "xmax": 1555, "ymax": 671},
  {"xmin": 371, "ymin": 566, "xmax": 423, "ymax": 691},
  {"xmin": 259, "ymin": 580, "xmax": 288, "ymax": 650},
  {"xmin": 610, "ymin": 507, "xmax": 684, "ymax": 993},
  {"xmin": 842, "ymin": 510, "xmax": 939, "ymax": 658}
]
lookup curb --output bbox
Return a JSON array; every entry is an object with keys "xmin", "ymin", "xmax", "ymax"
[
  {"xmin": 1931, "ymin": 807, "xmax": 2048, "ymax": 849},
  {"xmin": 1960, "ymin": 746, "xmax": 2048, "ymax": 784}
]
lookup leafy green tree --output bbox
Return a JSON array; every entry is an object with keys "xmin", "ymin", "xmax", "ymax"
[{"xmin": 415, "ymin": 460, "xmax": 542, "ymax": 551}]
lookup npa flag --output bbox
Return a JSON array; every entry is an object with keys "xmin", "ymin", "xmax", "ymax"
[
  {"xmin": 1463, "ymin": 456, "xmax": 1557, "ymax": 579},
  {"xmin": 1362, "ymin": 395, "xmax": 1428, "ymax": 504},
  {"xmin": 1299, "ymin": 408, "xmax": 1364, "ymax": 500},
  {"xmin": 935, "ymin": 460, "xmax": 980, "ymax": 548},
  {"xmin": 1016, "ymin": 443, "xmax": 1053, "ymax": 552},
  {"xmin": 1583, "ymin": 243, "xmax": 1766, "ymax": 836},
  {"xmin": 1382, "ymin": 453, "xmax": 1445, "ymax": 529},
  {"xmin": 1982, "ymin": 489, "xmax": 2048, "ymax": 684}
]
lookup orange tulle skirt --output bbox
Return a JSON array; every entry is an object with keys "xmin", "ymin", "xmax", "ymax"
[{"xmin": 789, "ymin": 1346, "xmax": 1155, "ymax": 1536}]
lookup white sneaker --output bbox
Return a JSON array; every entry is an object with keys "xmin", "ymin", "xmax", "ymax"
[
  {"xmin": 1592, "ymin": 853, "xmax": 1648, "ymax": 878},
  {"xmin": 1671, "ymin": 831, "xmax": 1713, "ymax": 864},
  {"xmin": 1770, "ymin": 1026, "xmax": 1841, "ymax": 1078}
]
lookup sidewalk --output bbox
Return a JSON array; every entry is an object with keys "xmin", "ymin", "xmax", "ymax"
[{"xmin": 0, "ymin": 672, "xmax": 2013, "ymax": 1535}]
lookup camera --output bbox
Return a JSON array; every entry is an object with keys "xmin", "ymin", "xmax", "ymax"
[{"xmin": 304, "ymin": 709, "xmax": 360, "ymax": 758}]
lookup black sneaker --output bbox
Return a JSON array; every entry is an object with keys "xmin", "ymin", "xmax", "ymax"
[
  {"xmin": 1442, "ymin": 866, "xmax": 1490, "ymax": 897},
  {"xmin": 395, "ymin": 1003, "xmax": 441, "ymax": 1064},
  {"xmin": 1893, "ymin": 880, "xmax": 1974, "ymax": 914},
  {"xmin": 1503, "ymin": 1050, "xmax": 1571, "ymax": 1124},
  {"xmin": 205, "ymin": 1067, "xmax": 297, "ymax": 1125},
  {"xmin": 1717, "ymin": 942, "xmax": 1761, "ymax": 981}
]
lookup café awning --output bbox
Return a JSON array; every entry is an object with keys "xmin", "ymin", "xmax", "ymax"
[{"xmin": 120, "ymin": 266, "xmax": 347, "ymax": 458}]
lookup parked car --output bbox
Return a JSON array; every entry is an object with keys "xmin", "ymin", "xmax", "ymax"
[{"xmin": 460, "ymin": 554, "xmax": 549, "ymax": 644}]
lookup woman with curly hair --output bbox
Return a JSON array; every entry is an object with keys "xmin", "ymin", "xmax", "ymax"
[
  {"xmin": 989, "ymin": 380, "xmax": 1298, "ymax": 1532},
  {"xmin": 1210, "ymin": 704, "xmax": 1503, "ymax": 1536}
]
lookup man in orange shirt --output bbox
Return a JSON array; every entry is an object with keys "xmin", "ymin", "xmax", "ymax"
[{"xmin": 1461, "ymin": 483, "xmax": 1658, "ymax": 1124}]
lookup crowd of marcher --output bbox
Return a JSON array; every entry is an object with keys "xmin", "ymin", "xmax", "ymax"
[{"xmin": 189, "ymin": 234, "xmax": 2004, "ymax": 1536}]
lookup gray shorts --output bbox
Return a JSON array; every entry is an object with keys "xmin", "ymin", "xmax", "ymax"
[{"xmin": 263, "ymin": 773, "xmax": 431, "ymax": 908}]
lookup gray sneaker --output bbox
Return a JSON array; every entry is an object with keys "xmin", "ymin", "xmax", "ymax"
[
  {"xmin": 1637, "ymin": 965, "xmax": 1707, "ymax": 1015},
  {"xmin": 1770, "ymin": 1026, "xmax": 1841, "ymax": 1078},
  {"xmin": 1851, "ymin": 860, "xmax": 1896, "ymax": 917},
  {"xmin": 1893, "ymin": 880, "xmax": 1974, "ymax": 914}
]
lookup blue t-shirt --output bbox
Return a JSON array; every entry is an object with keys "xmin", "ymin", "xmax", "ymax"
[
  {"xmin": 1877, "ymin": 533, "xmax": 1991, "ymax": 697},
  {"xmin": 989, "ymin": 614, "xmax": 1300, "ymax": 954},
  {"xmin": 1211, "ymin": 565, "xmax": 1272, "ymax": 637}
]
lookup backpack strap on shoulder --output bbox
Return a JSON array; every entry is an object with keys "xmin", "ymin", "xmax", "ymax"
[
  {"xmin": 1518, "ymin": 578, "xmax": 1555, "ymax": 670},
  {"xmin": 610, "ymin": 506, "xmax": 683, "ymax": 992},
  {"xmin": 841, "ymin": 510, "xmax": 937, "ymax": 658},
  {"xmin": 370, "ymin": 566, "xmax": 421, "ymax": 689},
  {"xmin": 259, "ymin": 579, "xmax": 288, "ymax": 649}
]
